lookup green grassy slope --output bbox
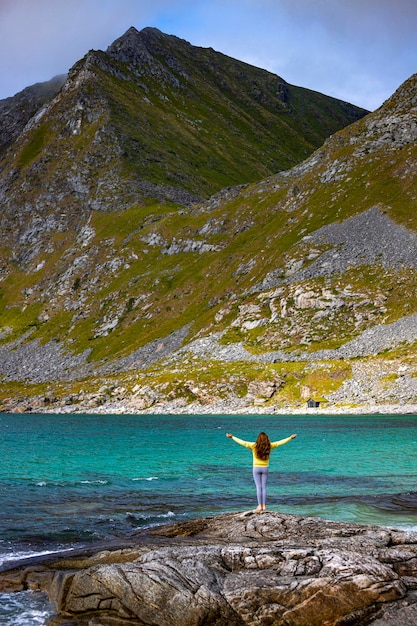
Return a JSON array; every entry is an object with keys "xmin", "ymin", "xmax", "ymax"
[{"xmin": 1, "ymin": 75, "xmax": 415, "ymax": 369}]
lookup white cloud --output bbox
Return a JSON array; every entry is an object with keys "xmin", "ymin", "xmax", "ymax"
[
  {"xmin": 0, "ymin": 0, "xmax": 415, "ymax": 109},
  {"xmin": 0, "ymin": 0, "xmax": 174, "ymax": 97}
]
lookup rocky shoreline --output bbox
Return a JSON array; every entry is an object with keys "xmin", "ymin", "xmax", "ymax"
[
  {"xmin": 2, "ymin": 511, "xmax": 417, "ymax": 625},
  {"xmin": 5, "ymin": 394, "xmax": 417, "ymax": 416},
  {"xmin": 44, "ymin": 400, "xmax": 417, "ymax": 416}
]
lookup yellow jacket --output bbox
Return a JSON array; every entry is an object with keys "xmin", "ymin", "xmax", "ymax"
[{"xmin": 231, "ymin": 435, "xmax": 293, "ymax": 467}]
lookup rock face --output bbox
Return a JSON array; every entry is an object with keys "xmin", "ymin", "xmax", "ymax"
[
  {"xmin": 0, "ymin": 74, "xmax": 66, "ymax": 149},
  {"xmin": 2, "ymin": 512, "xmax": 417, "ymax": 625}
]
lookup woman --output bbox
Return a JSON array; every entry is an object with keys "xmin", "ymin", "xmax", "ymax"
[{"xmin": 226, "ymin": 431, "xmax": 297, "ymax": 513}]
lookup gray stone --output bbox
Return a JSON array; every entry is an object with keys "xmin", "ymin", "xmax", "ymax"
[{"xmin": 2, "ymin": 512, "xmax": 417, "ymax": 625}]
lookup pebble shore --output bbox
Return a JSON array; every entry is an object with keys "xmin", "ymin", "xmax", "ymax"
[{"xmin": 48, "ymin": 398, "xmax": 417, "ymax": 415}]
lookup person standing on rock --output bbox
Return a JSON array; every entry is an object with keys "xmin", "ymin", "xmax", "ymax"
[{"xmin": 226, "ymin": 431, "xmax": 297, "ymax": 513}]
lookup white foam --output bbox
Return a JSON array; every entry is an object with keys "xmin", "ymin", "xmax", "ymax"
[
  {"xmin": 0, "ymin": 591, "xmax": 53, "ymax": 625},
  {"xmin": 35, "ymin": 478, "xmax": 109, "ymax": 487},
  {"xmin": 393, "ymin": 524, "xmax": 417, "ymax": 533},
  {"xmin": 79, "ymin": 479, "xmax": 108, "ymax": 485},
  {"xmin": 126, "ymin": 510, "xmax": 175, "ymax": 521},
  {"xmin": 0, "ymin": 548, "xmax": 73, "ymax": 567}
]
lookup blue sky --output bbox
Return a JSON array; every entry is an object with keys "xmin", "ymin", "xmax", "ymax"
[{"xmin": 0, "ymin": 0, "xmax": 416, "ymax": 110}]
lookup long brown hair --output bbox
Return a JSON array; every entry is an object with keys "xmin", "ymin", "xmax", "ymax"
[{"xmin": 255, "ymin": 432, "xmax": 271, "ymax": 461}]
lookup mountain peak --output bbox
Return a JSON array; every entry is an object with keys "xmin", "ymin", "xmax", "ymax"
[
  {"xmin": 106, "ymin": 25, "xmax": 167, "ymax": 55},
  {"xmin": 0, "ymin": 26, "xmax": 369, "ymax": 224},
  {"xmin": 121, "ymin": 26, "xmax": 164, "ymax": 38}
]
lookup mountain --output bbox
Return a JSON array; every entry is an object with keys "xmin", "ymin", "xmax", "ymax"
[
  {"xmin": 0, "ymin": 74, "xmax": 66, "ymax": 150},
  {"xmin": 0, "ymin": 29, "xmax": 416, "ymax": 413},
  {"xmin": 0, "ymin": 27, "xmax": 367, "ymax": 265}
]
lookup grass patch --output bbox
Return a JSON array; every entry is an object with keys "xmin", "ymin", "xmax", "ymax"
[{"xmin": 16, "ymin": 123, "xmax": 54, "ymax": 168}]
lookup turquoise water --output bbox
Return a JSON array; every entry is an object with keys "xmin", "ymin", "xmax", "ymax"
[{"xmin": 1, "ymin": 413, "xmax": 417, "ymax": 624}]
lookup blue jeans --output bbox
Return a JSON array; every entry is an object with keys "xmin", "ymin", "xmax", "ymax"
[{"xmin": 253, "ymin": 466, "xmax": 269, "ymax": 506}]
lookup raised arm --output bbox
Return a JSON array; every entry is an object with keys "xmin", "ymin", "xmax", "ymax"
[
  {"xmin": 271, "ymin": 434, "xmax": 297, "ymax": 448},
  {"xmin": 226, "ymin": 434, "xmax": 254, "ymax": 448}
]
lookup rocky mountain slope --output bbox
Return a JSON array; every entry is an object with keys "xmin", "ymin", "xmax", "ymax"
[
  {"xmin": 0, "ymin": 74, "xmax": 66, "ymax": 150},
  {"xmin": 0, "ymin": 27, "xmax": 367, "ymax": 264},
  {"xmin": 0, "ymin": 29, "xmax": 416, "ymax": 414}
]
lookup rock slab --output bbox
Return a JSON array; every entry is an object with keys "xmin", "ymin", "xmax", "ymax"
[{"xmin": 2, "ymin": 511, "xmax": 417, "ymax": 625}]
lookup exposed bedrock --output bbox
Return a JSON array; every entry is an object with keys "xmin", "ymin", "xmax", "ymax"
[{"xmin": 2, "ymin": 511, "xmax": 417, "ymax": 624}]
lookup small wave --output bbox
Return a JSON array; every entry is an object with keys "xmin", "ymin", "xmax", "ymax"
[
  {"xmin": 35, "ymin": 478, "xmax": 109, "ymax": 487},
  {"xmin": 392, "ymin": 524, "xmax": 417, "ymax": 533},
  {"xmin": 34, "ymin": 480, "xmax": 72, "ymax": 488},
  {"xmin": 79, "ymin": 480, "xmax": 108, "ymax": 485},
  {"xmin": 0, "ymin": 547, "xmax": 73, "ymax": 567},
  {"xmin": 132, "ymin": 476, "xmax": 159, "ymax": 481},
  {"xmin": 126, "ymin": 510, "xmax": 175, "ymax": 522},
  {"xmin": 0, "ymin": 591, "xmax": 53, "ymax": 625}
]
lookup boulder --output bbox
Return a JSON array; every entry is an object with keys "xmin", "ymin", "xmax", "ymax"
[
  {"xmin": 1, "ymin": 512, "xmax": 417, "ymax": 625},
  {"xmin": 246, "ymin": 380, "xmax": 282, "ymax": 404}
]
